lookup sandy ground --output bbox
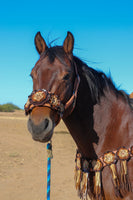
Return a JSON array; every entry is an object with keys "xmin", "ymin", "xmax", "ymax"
[{"xmin": 0, "ymin": 110, "xmax": 79, "ymax": 200}]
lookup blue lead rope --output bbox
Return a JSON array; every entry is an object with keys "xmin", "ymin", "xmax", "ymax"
[{"xmin": 47, "ymin": 142, "xmax": 53, "ymax": 200}]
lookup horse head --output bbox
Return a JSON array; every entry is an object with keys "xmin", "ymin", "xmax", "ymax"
[{"xmin": 25, "ymin": 31, "xmax": 79, "ymax": 142}]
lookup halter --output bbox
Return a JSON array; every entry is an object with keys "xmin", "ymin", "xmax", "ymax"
[{"xmin": 24, "ymin": 62, "xmax": 80, "ymax": 118}]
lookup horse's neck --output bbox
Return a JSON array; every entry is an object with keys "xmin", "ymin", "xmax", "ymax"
[
  {"xmin": 63, "ymin": 85, "xmax": 133, "ymax": 160},
  {"xmin": 63, "ymin": 71, "xmax": 99, "ymax": 159}
]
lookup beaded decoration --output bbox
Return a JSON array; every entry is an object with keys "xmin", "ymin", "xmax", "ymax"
[{"xmin": 74, "ymin": 146, "xmax": 133, "ymax": 200}]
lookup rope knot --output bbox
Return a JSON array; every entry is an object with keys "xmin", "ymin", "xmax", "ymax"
[{"xmin": 47, "ymin": 142, "xmax": 53, "ymax": 159}]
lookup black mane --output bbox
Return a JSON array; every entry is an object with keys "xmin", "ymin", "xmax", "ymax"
[{"xmin": 73, "ymin": 56, "xmax": 132, "ymax": 107}]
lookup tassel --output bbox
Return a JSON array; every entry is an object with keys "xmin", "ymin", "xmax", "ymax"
[
  {"xmin": 75, "ymin": 153, "xmax": 91, "ymax": 200},
  {"xmin": 117, "ymin": 147, "xmax": 131, "ymax": 194},
  {"xmin": 80, "ymin": 160, "xmax": 90, "ymax": 199},
  {"xmin": 109, "ymin": 163, "xmax": 120, "ymax": 197},
  {"xmin": 120, "ymin": 160, "xmax": 131, "ymax": 193},
  {"xmin": 74, "ymin": 152, "xmax": 82, "ymax": 195},
  {"xmin": 75, "ymin": 169, "xmax": 82, "ymax": 193},
  {"xmin": 80, "ymin": 172, "xmax": 89, "ymax": 200},
  {"xmin": 94, "ymin": 171, "xmax": 102, "ymax": 200},
  {"xmin": 92, "ymin": 159, "xmax": 103, "ymax": 200},
  {"xmin": 103, "ymin": 151, "xmax": 120, "ymax": 197}
]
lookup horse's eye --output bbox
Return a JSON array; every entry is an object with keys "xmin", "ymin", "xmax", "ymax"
[{"xmin": 63, "ymin": 73, "xmax": 70, "ymax": 80}]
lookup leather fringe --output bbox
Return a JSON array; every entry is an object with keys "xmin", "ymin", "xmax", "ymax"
[
  {"xmin": 109, "ymin": 163, "xmax": 120, "ymax": 197},
  {"xmin": 80, "ymin": 172, "xmax": 89, "ymax": 199},
  {"xmin": 117, "ymin": 147, "xmax": 132, "ymax": 195},
  {"xmin": 74, "ymin": 152, "xmax": 82, "ymax": 194},
  {"xmin": 75, "ymin": 152, "xmax": 91, "ymax": 199},
  {"xmin": 94, "ymin": 171, "xmax": 102, "ymax": 200},
  {"xmin": 119, "ymin": 160, "xmax": 131, "ymax": 194},
  {"xmin": 92, "ymin": 159, "xmax": 103, "ymax": 200}
]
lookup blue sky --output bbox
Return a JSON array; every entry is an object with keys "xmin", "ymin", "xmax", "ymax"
[{"xmin": 0, "ymin": 0, "xmax": 133, "ymax": 108}]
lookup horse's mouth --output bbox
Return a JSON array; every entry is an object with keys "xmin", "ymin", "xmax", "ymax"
[
  {"xmin": 32, "ymin": 131, "xmax": 53, "ymax": 143},
  {"xmin": 27, "ymin": 117, "xmax": 54, "ymax": 143}
]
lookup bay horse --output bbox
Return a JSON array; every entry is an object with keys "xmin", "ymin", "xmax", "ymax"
[{"xmin": 25, "ymin": 32, "xmax": 133, "ymax": 200}]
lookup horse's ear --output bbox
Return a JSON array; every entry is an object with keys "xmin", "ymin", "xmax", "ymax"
[
  {"xmin": 63, "ymin": 32, "xmax": 74, "ymax": 54},
  {"xmin": 34, "ymin": 32, "xmax": 47, "ymax": 55}
]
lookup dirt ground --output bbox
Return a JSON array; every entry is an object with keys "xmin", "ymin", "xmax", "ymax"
[{"xmin": 0, "ymin": 110, "xmax": 79, "ymax": 200}]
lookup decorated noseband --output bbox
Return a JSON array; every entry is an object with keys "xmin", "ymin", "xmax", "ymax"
[{"xmin": 24, "ymin": 89, "xmax": 65, "ymax": 116}]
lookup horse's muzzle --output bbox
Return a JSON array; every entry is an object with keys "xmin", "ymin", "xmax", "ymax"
[{"xmin": 27, "ymin": 117, "xmax": 54, "ymax": 142}]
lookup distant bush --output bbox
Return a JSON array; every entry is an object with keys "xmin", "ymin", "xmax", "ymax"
[{"xmin": 0, "ymin": 103, "xmax": 21, "ymax": 112}]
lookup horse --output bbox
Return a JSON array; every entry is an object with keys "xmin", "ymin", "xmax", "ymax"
[{"xmin": 25, "ymin": 31, "xmax": 133, "ymax": 200}]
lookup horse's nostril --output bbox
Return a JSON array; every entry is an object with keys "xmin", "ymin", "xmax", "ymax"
[{"xmin": 44, "ymin": 119, "xmax": 49, "ymax": 130}]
